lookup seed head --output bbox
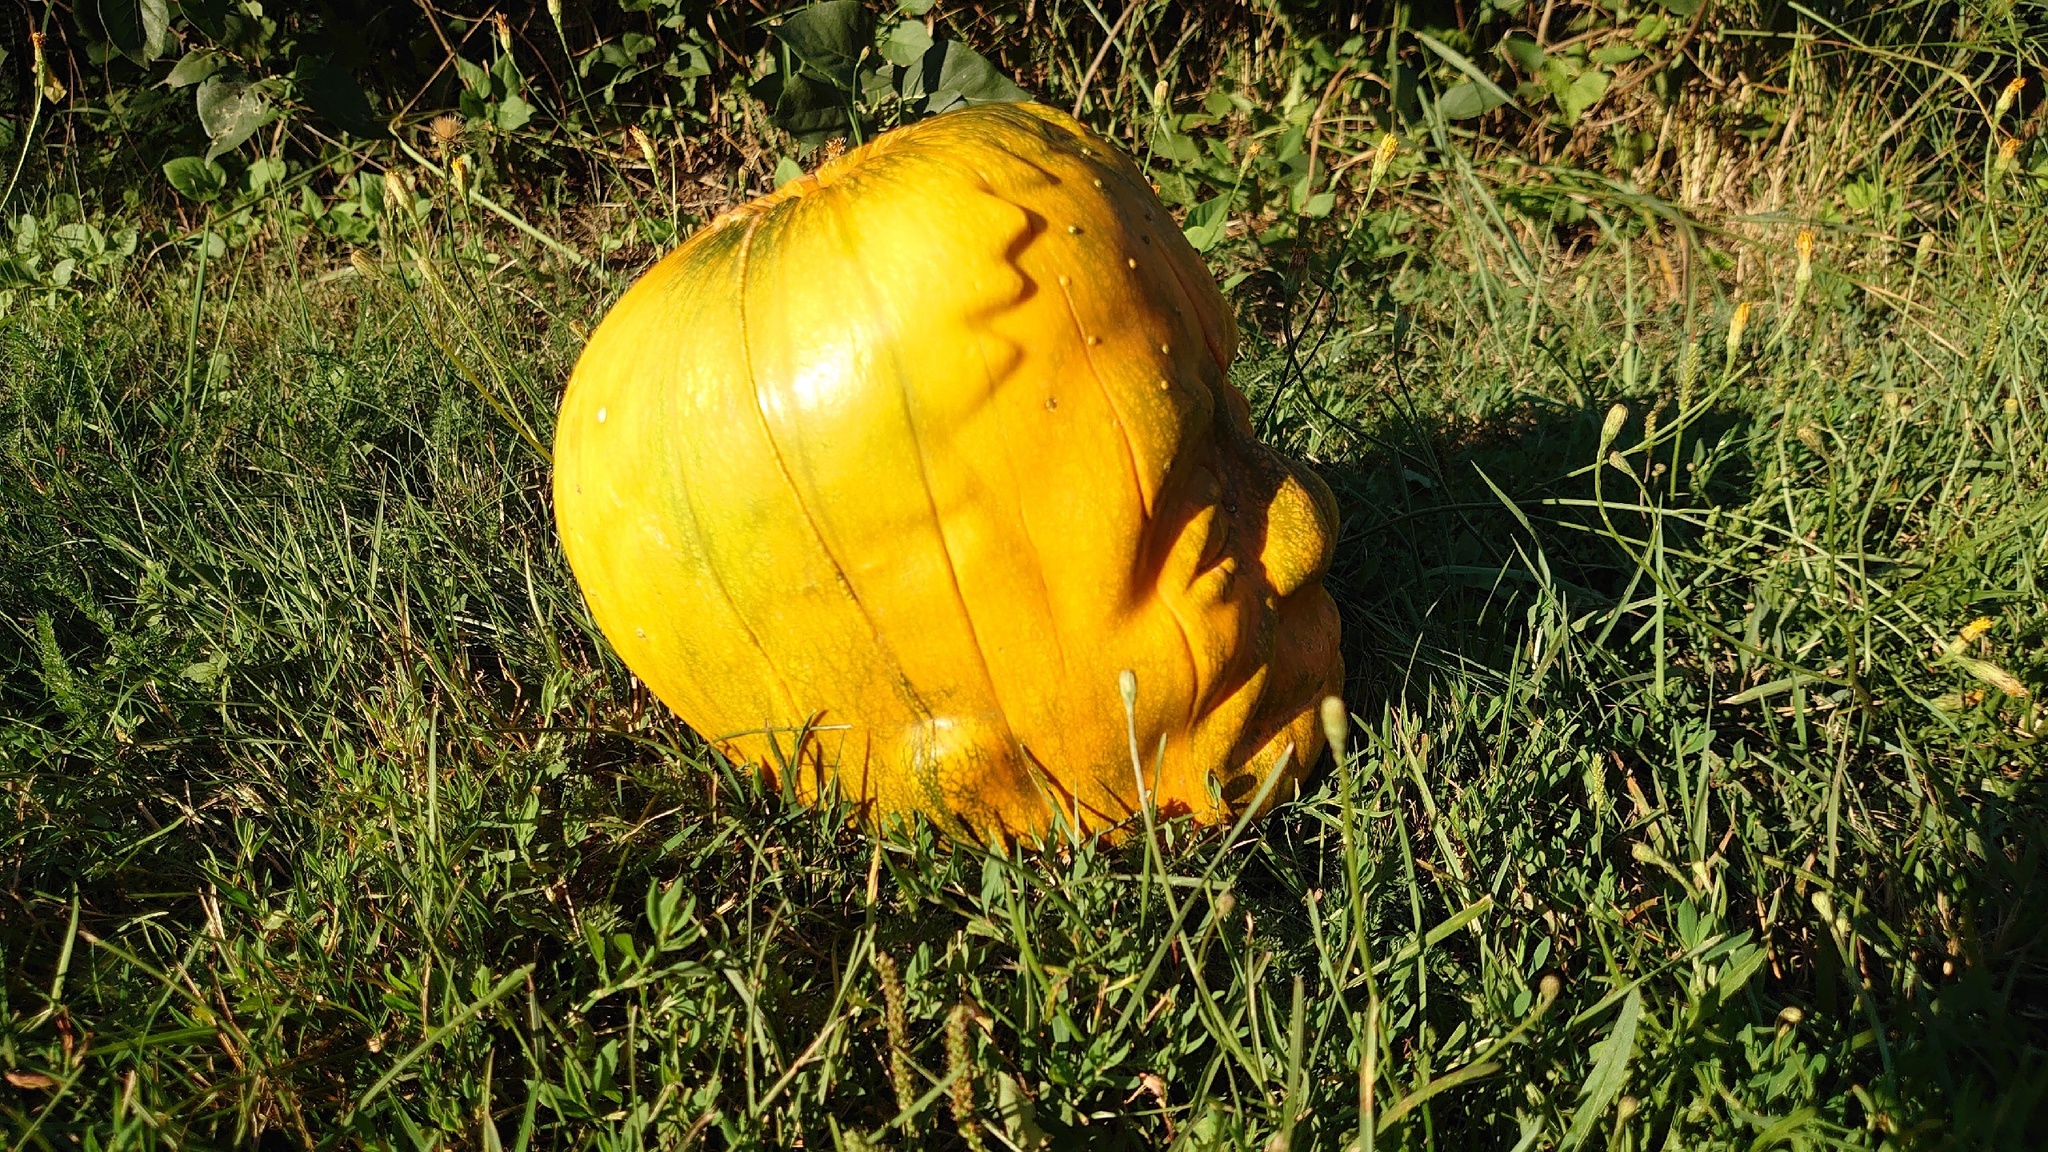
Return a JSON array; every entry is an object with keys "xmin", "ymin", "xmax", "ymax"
[
  {"xmin": 946, "ymin": 1003, "xmax": 985, "ymax": 1152},
  {"xmin": 429, "ymin": 114, "xmax": 465, "ymax": 153},
  {"xmin": 872, "ymin": 952, "xmax": 914, "ymax": 1113}
]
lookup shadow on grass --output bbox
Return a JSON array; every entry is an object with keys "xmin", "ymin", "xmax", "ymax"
[{"xmin": 1239, "ymin": 382, "xmax": 2048, "ymax": 1147}]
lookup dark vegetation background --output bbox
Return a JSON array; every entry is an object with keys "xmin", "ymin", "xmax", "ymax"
[{"xmin": 3, "ymin": 0, "xmax": 2047, "ymax": 1148}]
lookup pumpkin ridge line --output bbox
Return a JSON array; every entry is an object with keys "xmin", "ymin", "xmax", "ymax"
[
  {"xmin": 827, "ymin": 200, "xmax": 1029, "ymax": 813},
  {"xmin": 961, "ymin": 164, "xmax": 1076, "ymax": 780},
  {"xmin": 1052, "ymin": 272, "xmax": 1150, "ymax": 519},
  {"xmin": 733, "ymin": 197, "xmax": 942, "ymax": 814},
  {"xmin": 1052, "ymin": 271, "xmax": 1204, "ymax": 742},
  {"xmin": 647, "ymin": 238, "xmax": 805, "ymax": 770}
]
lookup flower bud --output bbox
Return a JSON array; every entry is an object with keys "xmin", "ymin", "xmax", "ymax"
[
  {"xmin": 1319, "ymin": 695, "xmax": 1350, "ymax": 762},
  {"xmin": 629, "ymin": 125, "xmax": 658, "ymax": 169},
  {"xmin": 1368, "ymin": 132, "xmax": 1399, "ymax": 188},
  {"xmin": 1599, "ymin": 403, "xmax": 1629, "ymax": 454},
  {"xmin": 1725, "ymin": 301, "xmax": 1752, "ymax": 370},
  {"xmin": 1995, "ymin": 76, "xmax": 2026, "ymax": 121}
]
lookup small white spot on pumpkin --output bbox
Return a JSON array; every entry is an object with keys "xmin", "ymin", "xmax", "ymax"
[
  {"xmin": 1127, "ymin": 257, "xmax": 1138, "ymax": 269},
  {"xmin": 1067, "ymin": 224, "xmax": 1082, "ymax": 235},
  {"xmin": 1160, "ymin": 343, "xmax": 1172, "ymax": 355},
  {"xmin": 1045, "ymin": 397, "xmax": 1059, "ymax": 410},
  {"xmin": 1157, "ymin": 378, "xmax": 1170, "ymax": 391},
  {"xmin": 635, "ymin": 628, "xmax": 647, "ymax": 638},
  {"xmin": 1086, "ymin": 335, "xmax": 1101, "ymax": 346},
  {"xmin": 596, "ymin": 407, "xmax": 608, "ymax": 423},
  {"xmin": 1058, "ymin": 274, "xmax": 1070, "ymax": 286},
  {"xmin": 1092, "ymin": 178, "xmax": 1105, "ymax": 189}
]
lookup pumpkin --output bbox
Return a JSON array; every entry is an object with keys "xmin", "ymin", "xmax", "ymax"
[{"xmin": 554, "ymin": 101, "xmax": 1341, "ymax": 841}]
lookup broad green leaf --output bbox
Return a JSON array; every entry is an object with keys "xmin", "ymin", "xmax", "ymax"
[
  {"xmin": 1149, "ymin": 123, "xmax": 1200, "ymax": 163},
  {"xmin": 245, "ymin": 156, "xmax": 285, "ymax": 192},
  {"xmin": 858, "ymin": 63, "xmax": 895, "ymax": 103},
  {"xmin": 1592, "ymin": 42, "xmax": 1645, "ymax": 66},
  {"xmin": 665, "ymin": 39, "xmax": 712, "ymax": 80},
  {"xmin": 196, "ymin": 74, "xmax": 273, "ymax": 160},
  {"xmin": 1500, "ymin": 34, "xmax": 1545, "ymax": 74},
  {"xmin": 496, "ymin": 93, "xmax": 535, "ymax": 133},
  {"xmin": 923, "ymin": 40, "xmax": 1028, "ymax": 113},
  {"xmin": 492, "ymin": 52, "xmax": 523, "ymax": 94},
  {"xmin": 1559, "ymin": 989, "xmax": 1642, "ymax": 1150},
  {"xmin": 1559, "ymin": 69, "xmax": 1611, "ymax": 122},
  {"xmin": 881, "ymin": 20, "xmax": 933, "ymax": 68},
  {"xmin": 453, "ymin": 55, "xmax": 490, "ymax": 95},
  {"xmin": 1183, "ymin": 194, "xmax": 1231, "ymax": 252},
  {"xmin": 165, "ymin": 49, "xmax": 224, "ymax": 89},
  {"xmin": 766, "ymin": 72, "xmax": 852, "ymax": 143},
  {"xmin": 897, "ymin": 0, "xmax": 936, "ymax": 12},
  {"xmin": 1414, "ymin": 30, "xmax": 1517, "ymax": 116},
  {"xmin": 1438, "ymin": 81, "xmax": 1507, "ymax": 121},
  {"xmin": 83, "ymin": 0, "xmax": 144, "ymax": 58},
  {"xmin": 773, "ymin": 156, "xmax": 804, "ymax": 189},
  {"xmin": 180, "ymin": 0, "xmax": 232, "ymax": 40},
  {"xmin": 162, "ymin": 155, "xmax": 228, "ymax": 203},
  {"xmin": 1716, "ymin": 944, "xmax": 1769, "ymax": 1004},
  {"xmin": 773, "ymin": 1, "xmax": 873, "ymax": 93}
]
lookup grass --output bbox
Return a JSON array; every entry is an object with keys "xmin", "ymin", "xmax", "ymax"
[{"xmin": 6, "ymin": 9, "xmax": 2048, "ymax": 1151}]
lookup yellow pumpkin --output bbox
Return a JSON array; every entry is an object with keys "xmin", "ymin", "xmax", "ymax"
[{"xmin": 554, "ymin": 102, "xmax": 1340, "ymax": 841}]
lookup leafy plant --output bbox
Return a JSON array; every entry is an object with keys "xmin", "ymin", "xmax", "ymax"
[{"xmin": 754, "ymin": 0, "xmax": 1028, "ymax": 147}]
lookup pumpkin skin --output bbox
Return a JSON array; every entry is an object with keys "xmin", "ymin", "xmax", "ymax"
[{"xmin": 554, "ymin": 102, "xmax": 1340, "ymax": 841}]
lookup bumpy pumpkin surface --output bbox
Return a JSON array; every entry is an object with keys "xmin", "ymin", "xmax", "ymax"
[{"xmin": 554, "ymin": 101, "xmax": 1341, "ymax": 841}]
